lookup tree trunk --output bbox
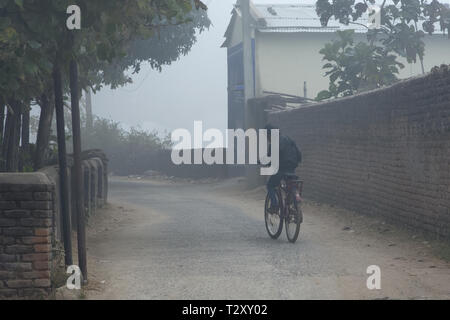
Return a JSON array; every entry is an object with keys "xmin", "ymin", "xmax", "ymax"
[
  {"xmin": 0, "ymin": 98, "xmax": 5, "ymax": 150},
  {"xmin": 1, "ymin": 104, "xmax": 12, "ymax": 171},
  {"xmin": 70, "ymin": 60, "xmax": 87, "ymax": 282},
  {"xmin": 85, "ymin": 88, "xmax": 93, "ymax": 132},
  {"xmin": 12, "ymin": 106, "xmax": 21, "ymax": 171},
  {"xmin": 21, "ymin": 105, "xmax": 30, "ymax": 152},
  {"xmin": 19, "ymin": 104, "xmax": 30, "ymax": 171},
  {"xmin": 6, "ymin": 101, "xmax": 21, "ymax": 172},
  {"xmin": 34, "ymin": 93, "xmax": 54, "ymax": 170},
  {"xmin": 420, "ymin": 56, "xmax": 425, "ymax": 74},
  {"xmin": 53, "ymin": 61, "xmax": 73, "ymax": 266}
]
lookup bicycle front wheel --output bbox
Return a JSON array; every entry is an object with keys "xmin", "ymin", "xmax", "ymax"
[
  {"xmin": 285, "ymin": 198, "xmax": 302, "ymax": 243},
  {"xmin": 264, "ymin": 193, "xmax": 283, "ymax": 239}
]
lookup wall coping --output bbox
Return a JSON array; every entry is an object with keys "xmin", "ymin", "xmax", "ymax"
[{"xmin": 0, "ymin": 172, "xmax": 54, "ymax": 192}]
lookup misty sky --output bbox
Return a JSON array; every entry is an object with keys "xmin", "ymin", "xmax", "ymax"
[
  {"xmin": 91, "ymin": 0, "xmax": 307, "ymax": 136},
  {"xmin": 91, "ymin": 0, "xmax": 450, "ymax": 137}
]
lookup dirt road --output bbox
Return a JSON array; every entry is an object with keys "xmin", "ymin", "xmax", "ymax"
[{"xmin": 82, "ymin": 177, "xmax": 450, "ymax": 300}]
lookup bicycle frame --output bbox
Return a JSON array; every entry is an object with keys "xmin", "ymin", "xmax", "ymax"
[
  {"xmin": 265, "ymin": 175, "xmax": 304, "ymax": 242},
  {"xmin": 277, "ymin": 178, "xmax": 304, "ymax": 217}
]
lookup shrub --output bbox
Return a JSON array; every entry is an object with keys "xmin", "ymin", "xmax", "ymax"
[{"xmin": 82, "ymin": 117, "xmax": 171, "ymax": 175}]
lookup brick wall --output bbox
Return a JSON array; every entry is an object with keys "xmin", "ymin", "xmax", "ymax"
[
  {"xmin": 1, "ymin": 151, "xmax": 109, "ymax": 299},
  {"xmin": 0, "ymin": 173, "xmax": 54, "ymax": 299},
  {"xmin": 268, "ymin": 67, "xmax": 450, "ymax": 239}
]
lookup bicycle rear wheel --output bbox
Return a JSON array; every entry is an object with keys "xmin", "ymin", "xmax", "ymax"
[
  {"xmin": 264, "ymin": 192, "xmax": 283, "ymax": 239},
  {"xmin": 285, "ymin": 198, "xmax": 302, "ymax": 243}
]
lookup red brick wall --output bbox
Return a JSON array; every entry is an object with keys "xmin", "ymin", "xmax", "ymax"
[
  {"xmin": 268, "ymin": 67, "xmax": 450, "ymax": 239},
  {"xmin": 1, "ymin": 153, "xmax": 109, "ymax": 299},
  {"xmin": 0, "ymin": 173, "xmax": 54, "ymax": 299}
]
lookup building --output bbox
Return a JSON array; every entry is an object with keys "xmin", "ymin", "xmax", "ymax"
[{"xmin": 222, "ymin": 1, "xmax": 450, "ymax": 129}]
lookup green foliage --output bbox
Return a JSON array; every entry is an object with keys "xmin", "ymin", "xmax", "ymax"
[
  {"xmin": 317, "ymin": 30, "xmax": 404, "ymax": 98},
  {"xmin": 82, "ymin": 117, "xmax": 172, "ymax": 175},
  {"xmin": 315, "ymin": 0, "xmax": 450, "ymax": 100},
  {"xmin": 0, "ymin": 0, "xmax": 209, "ymax": 172},
  {"xmin": 0, "ymin": 0, "xmax": 210, "ymax": 99},
  {"xmin": 0, "ymin": 3, "xmax": 51, "ymax": 102},
  {"xmin": 92, "ymin": 4, "xmax": 211, "ymax": 90}
]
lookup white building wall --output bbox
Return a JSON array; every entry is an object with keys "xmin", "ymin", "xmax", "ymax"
[
  {"xmin": 255, "ymin": 32, "xmax": 341, "ymax": 99},
  {"xmin": 255, "ymin": 31, "xmax": 450, "ymax": 100},
  {"xmin": 225, "ymin": 11, "xmax": 450, "ymax": 100},
  {"xmin": 406, "ymin": 35, "xmax": 450, "ymax": 75}
]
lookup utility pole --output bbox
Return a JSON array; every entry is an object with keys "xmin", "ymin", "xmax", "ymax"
[
  {"xmin": 241, "ymin": 0, "xmax": 257, "ymax": 187},
  {"xmin": 242, "ymin": 0, "xmax": 254, "ymax": 130}
]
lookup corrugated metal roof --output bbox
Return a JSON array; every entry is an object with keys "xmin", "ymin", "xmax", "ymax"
[
  {"xmin": 252, "ymin": 3, "xmax": 447, "ymax": 34},
  {"xmin": 222, "ymin": 2, "xmax": 448, "ymax": 47},
  {"xmin": 253, "ymin": 4, "xmax": 368, "ymax": 33}
]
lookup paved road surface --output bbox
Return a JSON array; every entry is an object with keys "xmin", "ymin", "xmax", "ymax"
[{"xmin": 84, "ymin": 177, "xmax": 450, "ymax": 300}]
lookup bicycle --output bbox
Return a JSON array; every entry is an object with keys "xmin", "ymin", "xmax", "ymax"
[{"xmin": 264, "ymin": 173, "xmax": 304, "ymax": 243}]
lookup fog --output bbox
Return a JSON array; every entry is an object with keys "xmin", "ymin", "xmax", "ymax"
[
  {"xmin": 91, "ymin": 0, "xmax": 309, "ymax": 136},
  {"xmin": 3, "ymin": 0, "xmax": 450, "ymax": 302},
  {"xmin": 91, "ymin": 0, "xmax": 450, "ymax": 137}
]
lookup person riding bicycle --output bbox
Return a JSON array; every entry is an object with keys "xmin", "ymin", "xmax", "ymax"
[{"xmin": 265, "ymin": 124, "xmax": 302, "ymax": 214}]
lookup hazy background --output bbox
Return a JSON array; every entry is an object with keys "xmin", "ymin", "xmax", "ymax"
[
  {"xmin": 91, "ymin": 0, "xmax": 450, "ymax": 137},
  {"xmin": 91, "ymin": 0, "xmax": 307, "ymax": 137}
]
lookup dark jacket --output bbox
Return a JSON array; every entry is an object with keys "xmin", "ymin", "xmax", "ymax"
[
  {"xmin": 279, "ymin": 135, "xmax": 302, "ymax": 171},
  {"xmin": 268, "ymin": 135, "xmax": 302, "ymax": 172}
]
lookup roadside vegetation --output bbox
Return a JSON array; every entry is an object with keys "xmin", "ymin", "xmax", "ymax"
[
  {"xmin": 0, "ymin": 0, "xmax": 209, "ymax": 174},
  {"xmin": 82, "ymin": 117, "xmax": 172, "ymax": 176}
]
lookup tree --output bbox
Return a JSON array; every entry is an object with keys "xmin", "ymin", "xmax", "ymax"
[
  {"xmin": 1, "ymin": 1, "xmax": 56, "ymax": 172},
  {"xmin": 99, "ymin": 6, "xmax": 210, "ymax": 88},
  {"xmin": 315, "ymin": 0, "xmax": 450, "ymax": 100},
  {"xmin": 1, "ymin": 0, "xmax": 209, "ymax": 279},
  {"xmin": 34, "ymin": 92, "xmax": 54, "ymax": 170},
  {"xmin": 62, "ymin": 0, "xmax": 209, "ymax": 280},
  {"xmin": 1, "ymin": 0, "xmax": 210, "ymax": 170},
  {"xmin": 316, "ymin": 29, "xmax": 404, "ymax": 99},
  {"xmin": 80, "ymin": 3, "xmax": 210, "ymax": 138}
]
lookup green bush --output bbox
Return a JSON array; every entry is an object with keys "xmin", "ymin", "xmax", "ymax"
[{"xmin": 82, "ymin": 117, "xmax": 172, "ymax": 175}]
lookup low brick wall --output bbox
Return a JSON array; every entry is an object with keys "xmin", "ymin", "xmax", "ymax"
[
  {"xmin": 40, "ymin": 152, "xmax": 108, "ymax": 239},
  {"xmin": 0, "ymin": 151, "xmax": 109, "ymax": 299},
  {"xmin": 268, "ymin": 67, "xmax": 450, "ymax": 239},
  {"xmin": 0, "ymin": 173, "xmax": 53, "ymax": 299}
]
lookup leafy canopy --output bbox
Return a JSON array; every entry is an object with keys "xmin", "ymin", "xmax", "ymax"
[
  {"xmin": 0, "ymin": 0, "xmax": 209, "ymax": 101},
  {"xmin": 315, "ymin": 0, "xmax": 450, "ymax": 100}
]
